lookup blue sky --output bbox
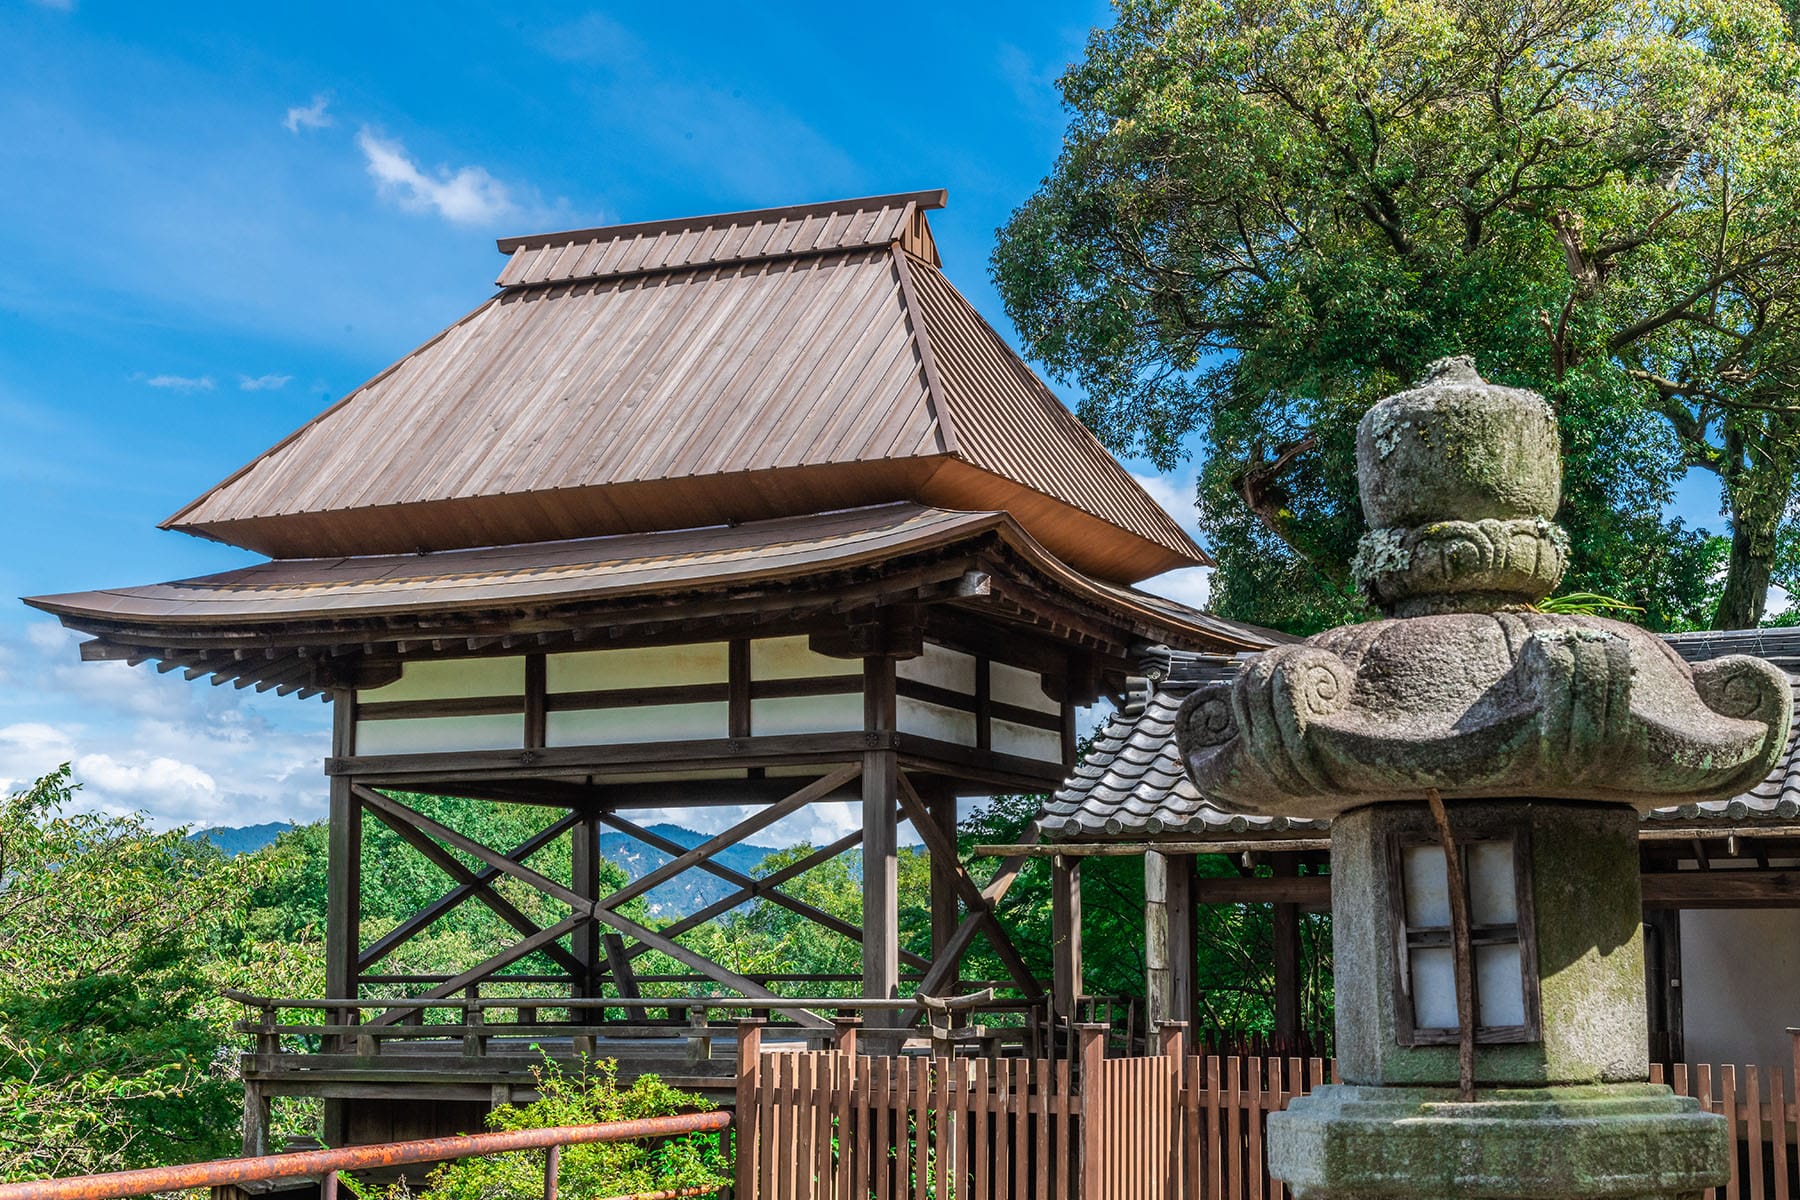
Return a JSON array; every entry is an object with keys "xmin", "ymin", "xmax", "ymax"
[{"xmin": 0, "ymin": 0, "xmax": 1732, "ymax": 834}]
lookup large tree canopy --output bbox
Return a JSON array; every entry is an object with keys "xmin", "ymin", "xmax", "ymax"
[{"xmin": 994, "ymin": 0, "xmax": 1800, "ymax": 631}]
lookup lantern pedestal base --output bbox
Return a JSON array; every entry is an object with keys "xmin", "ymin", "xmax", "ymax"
[{"xmin": 1268, "ymin": 1083, "xmax": 1729, "ymax": 1200}]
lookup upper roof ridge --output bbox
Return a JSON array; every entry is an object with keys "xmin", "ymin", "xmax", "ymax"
[{"xmin": 495, "ymin": 190, "xmax": 947, "ymax": 287}]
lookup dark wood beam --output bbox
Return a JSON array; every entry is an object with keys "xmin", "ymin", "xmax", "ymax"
[
  {"xmin": 1193, "ymin": 873, "xmax": 1332, "ymax": 910},
  {"xmin": 1641, "ymin": 870, "xmax": 1800, "ymax": 908},
  {"xmin": 327, "ymin": 732, "xmax": 879, "ymax": 782},
  {"xmin": 895, "ymin": 771, "xmax": 1042, "ymax": 1000},
  {"xmin": 862, "ymin": 655, "xmax": 901, "ymax": 1034}
]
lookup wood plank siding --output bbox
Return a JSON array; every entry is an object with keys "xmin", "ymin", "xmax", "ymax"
[{"xmin": 156, "ymin": 191, "xmax": 1205, "ymax": 582}]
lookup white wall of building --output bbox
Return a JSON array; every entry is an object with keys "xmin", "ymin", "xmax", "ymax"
[{"xmin": 1679, "ymin": 908, "xmax": 1800, "ymax": 1069}]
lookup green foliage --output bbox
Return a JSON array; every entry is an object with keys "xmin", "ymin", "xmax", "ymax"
[
  {"xmin": 1535, "ymin": 592, "xmax": 1647, "ymax": 616},
  {"xmin": 0, "ymin": 767, "xmax": 253, "ymax": 1178},
  {"xmin": 994, "ymin": 0, "xmax": 1800, "ymax": 631},
  {"xmin": 955, "ymin": 781, "xmax": 1331, "ymax": 1030},
  {"xmin": 375, "ymin": 1059, "xmax": 728, "ymax": 1200}
]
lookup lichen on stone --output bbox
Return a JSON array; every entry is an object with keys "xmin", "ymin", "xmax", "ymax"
[
  {"xmin": 1351, "ymin": 526, "xmax": 1412, "ymax": 593},
  {"xmin": 1366, "ymin": 405, "xmax": 1409, "ymax": 460}
]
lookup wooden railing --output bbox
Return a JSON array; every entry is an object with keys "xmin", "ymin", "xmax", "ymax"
[
  {"xmin": 0, "ymin": 1114, "xmax": 731, "ymax": 1200},
  {"xmin": 228, "ymin": 990, "xmax": 1053, "ymax": 1060}
]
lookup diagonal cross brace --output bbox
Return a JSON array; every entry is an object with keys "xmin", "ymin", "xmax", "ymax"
[
  {"xmin": 598, "ymin": 809, "xmax": 930, "ymax": 972},
  {"xmin": 896, "ymin": 771, "xmax": 1043, "ymax": 1001},
  {"xmin": 600, "ymin": 828, "xmax": 867, "ymax": 971},
  {"xmin": 594, "ymin": 764, "xmax": 862, "ymax": 913},
  {"xmin": 352, "ymin": 784, "xmax": 837, "ymax": 1029},
  {"xmin": 359, "ymin": 803, "xmax": 583, "ymax": 975}
]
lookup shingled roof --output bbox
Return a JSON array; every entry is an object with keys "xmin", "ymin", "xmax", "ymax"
[
  {"xmin": 1040, "ymin": 632, "xmax": 1800, "ymax": 843},
  {"xmin": 162, "ymin": 190, "xmax": 1202, "ymax": 584}
]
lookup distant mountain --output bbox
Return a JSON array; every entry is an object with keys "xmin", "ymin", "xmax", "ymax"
[
  {"xmin": 185, "ymin": 818, "xmax": 808, "ymax": 918},
  {"xmin": 187, "ymin": 821, "xmax": 296, "ymax": 857},
  {"xmin": 600, "ymin": 822, "xmax": 792, "ymax": 918}
]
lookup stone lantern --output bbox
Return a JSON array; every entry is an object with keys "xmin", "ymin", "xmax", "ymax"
[{"xmin": 1176, "ymin": 358, "xmax": 1792, "ymax": 1200}]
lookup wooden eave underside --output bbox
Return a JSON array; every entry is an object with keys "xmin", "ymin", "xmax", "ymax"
[
  {"xmin": 159, "ymin": 194, "xmax": 1205, "ymax": 583},
  {"xmin": 30, "ymin": 505, "xmax": 1274, "ymax": 701}
]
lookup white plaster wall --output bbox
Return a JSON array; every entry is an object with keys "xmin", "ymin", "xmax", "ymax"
[
  {"xmin": 752, "ymin": 694, "xmax": 864, "ymax": 735},
  {"xmin": 991, "ymin": 662, "xmax": 1058, "ymax": 714},
  {"xmin": 897, "ymin": 696, "xmax": 978, "ymax": 746},
  {"xmin": 897, "ymin": 643, "xmax": 977, "ymax": 694},
  {"xmin": 992, "ymin": 718, "xmax": 1062, "ymax": 764},
  {"xmin": 751, "ymin": 636, "xmax": 850, "ymax": 680},
  {"xmin": 358, "ymin": 657, "xmax": 524, "ymax": 702},
  {"xmin": 355, "ymin": 714, "xmax": 524, "ymax": 755},
  {"xmin": 548, "ymin": 644, "xmax": 727, "ymax": 691},
  {"xmin": 546, "ymin": 702, "xmax": 728, "ymax": 746},
  {"xmin": 1678, "ymin": 908, "xmax": 1800, "ymax": 1069}
]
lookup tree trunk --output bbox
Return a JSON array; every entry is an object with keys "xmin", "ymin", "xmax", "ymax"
[{"xmin": 1713, "ymin": 460, "xmax": 1790, "ymax": 629}]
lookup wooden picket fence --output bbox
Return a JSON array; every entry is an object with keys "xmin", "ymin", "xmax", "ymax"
[
  {"xmin": 1652, "ymin": 1061, "xmax": 1800, "ymax": 1200},
  {"xmin": 735, "ymin": 1029, "xmax": 1800, "ymax": 1200},
  {"xmin": 742, "ymin": 1047, "xmax": 1084, "ymax": 1199}
]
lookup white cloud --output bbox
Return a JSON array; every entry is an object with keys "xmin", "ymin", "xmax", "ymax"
[
  {"xmin": 1131, "ymin": 471, "xmax": 1200, "ymax": 528},
  {"xmin": 283, "ymin": 93, "xmax": 333, "ymax": 134},
  {"xmin": 355, "ymin": 128, "xmax": 519, "ymax": 226},
  {"xmin": 1125, "ymin": 470, "xmax": 1215, "ymax": 612},
  {"xmin": 74, "ymin": 752, "xmax": 215, "ymax": 804},
  {"xmin": 239, "ymin": 373, "xmax": 292, "ymax": 391},
  {"xmin": 144, "ymin": 373, "xmax": 214, "ymax": 391},
  {"xmin": 1137, "ymin": 565, "xmax": 1213, "ymax": 612},
  {"xmin": 0, "ymin": 621, "xmax": 331, "ymax": 829}
]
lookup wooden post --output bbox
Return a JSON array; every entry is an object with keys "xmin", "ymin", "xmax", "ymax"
[
  {"xmin": 863, "ymin": 656, "xmax": 900, "ymax": 1049},
  {"xmin": 1644, "ymin": 905, "xmax": 1684, "ymax": 1065},
  {"xmin": 571, "ymin": 805, "xmax": 602, "ymax": 1018},
  {"xmin": 927, "ymin": 790, "xmax": 960, "ymax": 965},
  {"xmin": 1077, "ymin": 1022, "xmax": 1108, "ymax": 1200},
  {"xmin": 1157, "ymin": 1019, "xmax": 1188, "ymax": 1060},
  {"xmin": 1146, "ymin": 852, "xmax": 1196, "ymax": 1029},
  {"xmin": 240, "ymin": 1081, "xmax": 270, "ymax": 1157},
  {"xmin": 323, "ymin": 691, "xmax": 360, "ymax": 1147},
  {"xmin": 1273, "ymin": 853, "xmax": 1303, "ymax": 1043},
  {"xmin": 833, "ymin": 1015, "xmax": 862, "ymax": 1056},
  {"xmin": 688, "ymin": 1003, "xmax": 713, "ymax": 1061},
  {"xmin": 1171, "ymin": 854, "xmax": 1196, "ymax": 1031},
  {"xmin": 735, "ymin": 1019, "xmax": 764, "ymax": 1200},
  {"xmin": 1146, "ymin": 851, "xmax": 1171, "ymax": 1026},
  {"xmin": 1052, "ymin": 855, "xmax": 1083, "ymax": 1021}
]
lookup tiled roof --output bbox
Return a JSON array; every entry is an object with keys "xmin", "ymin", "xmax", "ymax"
[
  {"xmin": 1037, "ymin": 651, "xmax": 1330, "ymax": 841},
  {"xmin": 1040, "ymin": 632, "xmax": 1800, "ymax": 843}
]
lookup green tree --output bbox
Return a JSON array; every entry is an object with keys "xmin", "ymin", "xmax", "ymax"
[
  {"xmin": 390, "ymin": 1059, "xmax": 727, "ymax": 1200},
  {"xmin": 0, "ymin": 768, "xmax": 253, "ymax": 1178},
  {"xmin": 994, "ymin": 0, "xmax": 1800, "ymax": 630}
]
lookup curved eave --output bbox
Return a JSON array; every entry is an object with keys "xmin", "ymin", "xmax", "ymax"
[{"xmin": 25, "ymin": 504, "xmax": 1278, "ymax": 698}]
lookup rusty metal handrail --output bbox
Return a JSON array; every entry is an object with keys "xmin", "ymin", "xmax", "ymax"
[{"xmin": 0, "ymin": 1113, "xmax": 732, "ymax": 1200}]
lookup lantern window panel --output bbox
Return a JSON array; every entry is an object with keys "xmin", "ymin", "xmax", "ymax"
[{"xmin": 1389, "ymin": 828, "xmax": 1540, "ymax": 1046}]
